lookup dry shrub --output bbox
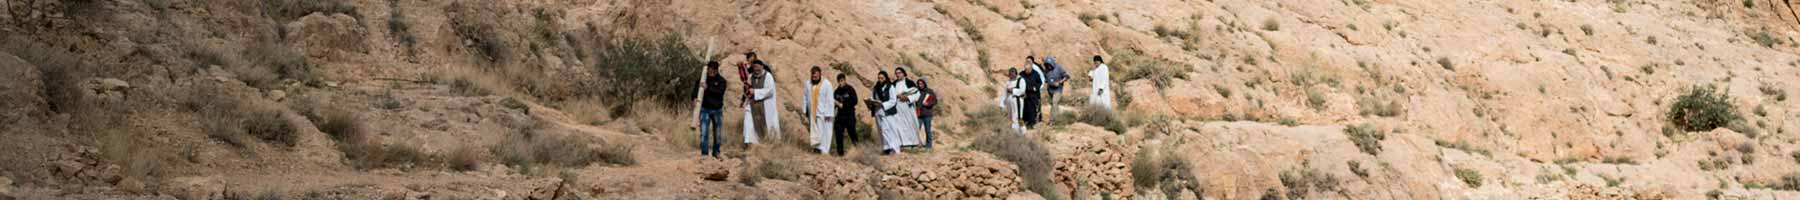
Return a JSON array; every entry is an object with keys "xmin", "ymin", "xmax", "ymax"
[
  {"xmin": 342, "ymin": 142, "xmax": 436, "ymax": 169},
  {"xmin": 241, "ymin": 42, "xmax": 316, "ymax": 87},
  {"xmin": 446, "ymin": 146, "xmax": 486, "ymax": 171},
  {"xmin": 190, "ymin": 85, "xmax": 295, "ymax": 148},
  {"xmin": 1344, "ymin": 124, "xmax": 1384, "ymax": 155},
  {"xmin": 969, "ymin": 133, "xmax": 1056, "ymax": 198},
  {"xmin": 2, "ymin": 36, "xmax": 87, "ymax": 114},
  {"xmin": 1131, "ymin": 143, "xmax": 1202, "ymax": 198},
  {"xmin": 261, "ymin": 0, "xmax": 360, "ymax": 23},
  {"xmin": 314, "ymin": 108, "xmax": 365, "ymax": 144},
  {"xmin": 494, "ymin": 131, "xmax": 636, "ymax": 170},
  {"xmin": 1279, "ymin": 168, "xmax": 1339, "ymax": 198},
  {"xmin": 1076, "ymin": 105, "xmax": 1125, "ymax": 134},
  {"xmin": 242, "ymin": 108, "xmax": 297, "ymax": 147}
]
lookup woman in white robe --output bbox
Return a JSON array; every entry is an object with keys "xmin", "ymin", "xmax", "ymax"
[{"xmin": 881, "ymin": 69, "xmax": 923, "ymax": 152}]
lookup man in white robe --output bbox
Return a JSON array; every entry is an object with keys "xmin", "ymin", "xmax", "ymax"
[
  {"xmin": 1088, "ymin": 55, "xmax": 1113, "ymax": 109},
  {"xmin": 804, "ymin": 66, "xmax": 835, "ymax": 154},
  {"xmin": 748, "ymin": 61, "xmax": 782, "ymax": 144}
]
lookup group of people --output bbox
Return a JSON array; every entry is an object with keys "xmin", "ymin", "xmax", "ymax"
[
  {"xmin": 999, "ymin": 55, "xmax": 1113, "ymax": 135},
  {"xmin": 694, "ymin": 51, "xmax": 1113, "ymax": 158},
  {"xmin": 694, "ymin": 52, "xmax": 941, "ymax": 157}
]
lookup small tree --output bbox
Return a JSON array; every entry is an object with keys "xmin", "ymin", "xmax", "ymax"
[{"xmin": 596, "ymin": 34, "xmax": 704, "ymax": 116}]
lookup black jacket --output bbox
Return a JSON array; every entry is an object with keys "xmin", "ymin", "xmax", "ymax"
[
  {"xmin": 701, "ymin": 74, "xmax": 727, "ymax": 110},
  {"xmin": 834, "ymin": 85, "xmax": 858, "ymax": 123}
]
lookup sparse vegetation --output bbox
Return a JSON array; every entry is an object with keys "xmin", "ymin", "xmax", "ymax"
[
  {"xmin": 1454, "ymin": 167, "xmax": 1483, "ymax": 187},
  {"xmin": 1436, "ymin": 57, "xmax": 1454, "ymax": 71},
  {"xmin": 261, "ymin": 0, "xmax": 360, "ymax": 23},
  {"xmin": 595, "ymin": 34, "xmax": 705, "ymax": 117},
  {"xmin": 1111, "ymin": 49, "xmax": 1187, "ymax": 88},
  {"xmin": 1348, "ymin": 160, "xmax": 1370, "ymax": 178},
  {"xmin": 1262, "ymin": 18, "xmax": 1281, "ymax": 31},
  {"xmin": 1279, "ymin": 168, "xmax": 1339, "ymax": 198},
  {"xmin": 493, "ymin": 131, "xmax": 638, "ymax": 171},
  {"xmin": 1345, "ymin": 124, "xmax": 1385, "ymax": 155},
  {"xmin": 1752, "ymin": 30, "xmax": 1784, "ymax": 48},
  {"xmin": 1357, "ymin": 97, "xmax": 1404, "ymax": 117},
  {"xmin": 242, "ymin": 42, "xmax": 318, "ymax": 87},
  {"xmin": 1306, "ymin": 89, "xmax": 1327, "ymax": 110},
  {"xmin": 1668, "ymin": 85, "xmax": 1740, "ymax": 132},
  {"xmin": 1601, "ymin": 156, "xmax": 1637, "ymax": 165},
  {"xmin": 1435, "ymin": 140, "xmax": 1490, "ymax": 157},
  {"xmin": 969, "ymin": 133, "xmax": 1055, "ymax": 198},
  {"xmin": 1077, "ymin": 105, "xmax": 1125, "ymax": 134}
]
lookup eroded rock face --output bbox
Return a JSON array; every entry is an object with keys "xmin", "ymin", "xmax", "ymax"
[
  {"xmin": 284, "ymin": 13, "xmax": 368, "ymax": 58},
  {"xmin": 1047, "ymin": 126, "xmax": 1135, "ymax": 199},
  {"xmin": 0, "ymin": 53, "xmax": 46, "ymax": 126},
  {"xmin": 879, "ymin": 152, "xmax": 1023, "ymax": 200}
]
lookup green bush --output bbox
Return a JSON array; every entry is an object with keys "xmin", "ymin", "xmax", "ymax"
[
  {"xmin": 1668, "ymin": 85, "xmax": 1739, "ymax": 132},
  {"xmin": 1345, "ymin": 124, "xmax": 1385, "ymax": 155},
  {"xmin": 1454, "ymin": 168, "xmax": 1483, "ymax": 187},
  {"xmin": 596, "ymin": 34, "xmax": 704, "ymax": 116},
  {"xmin": 969, "ymin": 133, "xmax": 1055, "ymax": 198}
]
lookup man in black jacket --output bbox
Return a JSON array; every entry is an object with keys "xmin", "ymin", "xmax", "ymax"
[
  {"xmin": 831, "ymin": 73, "xmax": 859, "ymax": 156},
  {"xmin": 1021, "ymin": 60, "xmax": 1044, "ymax": 128},
  {"xmin": 698, "ymin": 61, "xmax": 727, "ymax": 157}
]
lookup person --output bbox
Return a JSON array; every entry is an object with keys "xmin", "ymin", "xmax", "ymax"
[
  {"xmin": 737, "ymin": 56, "xmax": 759, "ymax": 149},
  {"xmin": 869, "ymin": 71, "xmax": 892, "ymax": 152},
  {"xmin": 1005, "ymin": 68, "xmax": 1028, "ymax": 135},
  {"xmin": 915, "ymin": 78, "xmax": 937, "ymax": 149},
  {"xmin": 1088, "ymin": 55, "xmax": 1113, "ymax": 109},
  {"xmin": 1041, "ymin": 56, "xmax": 1070, "ymax": 116},
  {"xmin": 832, "ymin": 73, "xmax": 859, "ymax": 156},
  {"xmin": 804, "ymin": 66, "xmax": 835, "ymax": 154},
  {"xmin": 1021, "ymin": 57, "xmax": 1046, "ymax": 129},
  {"xmin": 880, "ymin": 67, "xmax": 923, "ymax": 154},
  {"xmin": 698, "ymin": 61, "xmax": 727, "ymax": 157},
  {"xmin": 746, "ymin": 60, "xmax": 783, "ymax": 147}
]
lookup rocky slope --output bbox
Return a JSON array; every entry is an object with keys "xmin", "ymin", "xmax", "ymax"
[{"xmin": 2, "ymin": 0, "xmax": 1800, "ymax": 199}]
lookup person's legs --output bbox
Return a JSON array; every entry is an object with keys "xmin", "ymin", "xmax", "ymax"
[
  {"xmin": 919, "ymin": 116, "xmax": 933, "ymax": 148},
  {"xmin": 833, "ymin": 121, "xmax": 849, "ymax": 156},
  {"xmin": 706, "ymin": 109, "xmax": 723, "ymax": 157},
  {"xmin": 697, "ymin": 109, "xmax": 716, "ymax": 156}
]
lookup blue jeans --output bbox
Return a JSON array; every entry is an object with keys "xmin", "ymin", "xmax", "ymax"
[
  {"xmin": 919, "ymin": 116, "xmax": 934, "ymax": 148},
  {"xmin": 698, "ymin": 109, "xmax": 722, "ymax": 156}
]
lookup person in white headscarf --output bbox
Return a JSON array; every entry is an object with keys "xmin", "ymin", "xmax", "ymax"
[
  {"xmin": 803, "ymin": 66, "xmax": 835, "ymax": 154},
  {"xmin": 880, "ymin": 67, "xmax": 923, "ymax": 154},
  {"xmin": 1088, "ymin": 55, "xmax": 1113, "ymax": 109}
]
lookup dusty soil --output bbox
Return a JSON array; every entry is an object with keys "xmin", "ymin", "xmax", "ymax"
[{"xmin": 2, "ymin": 0, "xmax": 1800, "ymax": 199}]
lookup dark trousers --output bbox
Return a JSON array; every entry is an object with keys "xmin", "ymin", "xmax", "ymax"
[
  {"xmin": 919, "ymin": 116, "xmax": 934, "ymax": 148},
  {"xmin": 832, "ymin": 119, "xmax": 856, "ymax": 156}
]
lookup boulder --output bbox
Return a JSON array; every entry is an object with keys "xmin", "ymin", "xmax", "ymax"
[
  {"xmin": 0, "ymin": 53, "xmax": 48, "ymax": 125},
  {"xmin": 285, "ymin": 13, "xmax": 369, "ymax": 58}
]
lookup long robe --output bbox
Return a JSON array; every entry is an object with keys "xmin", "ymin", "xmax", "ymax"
[
  {"xmin": 1006, "ymin": 77, "xmax": 1027, "ymax": 135},
  {"xmin": 804, "ymin": 79, "xmax": 835, "ymax": 154},
  {"xmin": 748, "ymin": 72, "xmax": 782, "ymax": 143},
  {"xmin": 1089, "ymin": 63, "xmax": 1113, "ymax": 109},
  {"xmin": 881, "ymin": 80, "xmax": 922, "ymax": 151}
]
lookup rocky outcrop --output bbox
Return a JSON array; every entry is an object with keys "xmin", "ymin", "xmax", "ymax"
[
  {"xmin": 0, "ymin": 53, "xmax": 46, "ymax": 127},
  {"xmin": 879, "ymin": 152, "xmax": 1024, "ymax": 200},
  {"xmin": 285, "ymin": 13, "xmax": 368, "ymax": 58},
  {"xmin": 782, "ymin": 157, "xmax": 878, "ymax": 200},
  {"xmin": 1047, "ymin": 125, "xmax": 1135, "ymax": 199}
]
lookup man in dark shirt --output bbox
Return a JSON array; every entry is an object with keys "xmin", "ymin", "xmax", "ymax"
[
  {"xmin": 916, "ymin": 79, "xmax": 936, "ymax": 149},
  {"xmin": 698, "ymin": 61, "xmax": 727, "ymax": 158},
  {"xmin": 832, "ymin": 73, "xmax": 859, "ymax": 156}
]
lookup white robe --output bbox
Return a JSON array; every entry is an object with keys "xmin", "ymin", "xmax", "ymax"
[
  {"xmin": 1088, "ymin": 63, "xmax": 1113, "ymax": 109},
  {"xmin": 1006, "ymin": 78, "xmax": 1028, "ymax": 135},
  {"xmin": 804, "ymin": 79, "xmax": 835, "ymax": 154},
  {"xmin": 881, "ymin": 81, "xmax": 923, "ymax": 151},
  {"xmin": 748, "ymin": 72, "xmax": 782, "ymax": 143}
]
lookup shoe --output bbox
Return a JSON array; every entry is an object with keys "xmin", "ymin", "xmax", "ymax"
[{"xmin": 882, "ymin": 149, "xmax": 895, "ymax": 155}]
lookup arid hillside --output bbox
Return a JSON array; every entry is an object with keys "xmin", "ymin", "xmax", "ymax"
[{"xmin": 2, "ymin": 0, "xmax": 1800, "ymax": 199}]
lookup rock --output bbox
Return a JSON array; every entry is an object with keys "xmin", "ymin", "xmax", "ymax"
[
  {"xmin": 162, "ymin": 176, "xmax": 224, "ymax": 200},
  {"xmin": 285, "ymin": 13, "xmax": 369, "ymax": 58},
  {"xmin": 80, "ymin": 78, "xmax": 133, "ymax": 102},
  {"xmin": 879, "ymin": 152, "xmax": 1022, "ymax": 200},
  {"xmin": 0, "ymin": 52, "xmax": 47, "ymax": 125},
  {"xmin": 0, "ymin": 176, "xmax": 12, "ymax": 195},
  {"xmin": 116, "ymin": 177, "xmax": 145, "ymax": 193},
  {"xmin": 699, "ymin": 166, "xmax": 730, "ymax": 181},
  {"xmin": 267, "ymin": 90, "xmax": 287, "ymax": 101}
]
